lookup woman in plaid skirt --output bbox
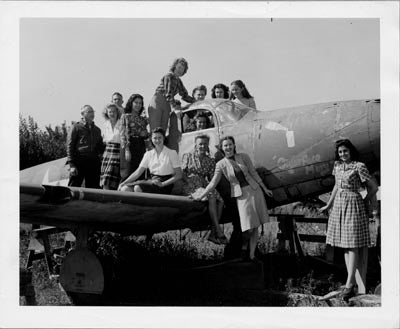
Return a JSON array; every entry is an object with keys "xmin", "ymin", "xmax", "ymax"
[
  {"xmin": 100, "ymin": 103, "xmax": 122, "ymax": 190},
  {"xmin": 319, "ymin": 139, "xmax": 378, "ymax": 301}
]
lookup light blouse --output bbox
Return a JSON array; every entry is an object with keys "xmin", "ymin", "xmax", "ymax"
[
  {"xmin": 102, "ymin": 119, "xmax": 122, "ymax": 144},
  {"xmin": 139, "ymin": 146, "xmax": 181, "ymax": 176}
]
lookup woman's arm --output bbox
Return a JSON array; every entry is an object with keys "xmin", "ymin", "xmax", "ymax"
[
  {"xmin": 319, "ymin": 184, "xmax": 338, "ymax": 212},
  {"xmin": 363, "ymin": 176, "xmax": 379, "ymax": 213},
  {"xmin": 119, "ymin": 115, "xmax": 128, "ymax": 149},
  {"xmin": 242, "ymin": 153, "xmax": 262, "ymax": 182},
  {"xmin": 364, "ymin": 176, "xmax": 379, "ymax": 202},
  {"xmin": 154, "ymin": 167, "xmax": 183, "ymax": 187},
  {"xmin": 119, "ymin": 166, "xmax": 147, "ymax": 187},
  {"xmin": 178, "ymin": 79, "xmax": 195, "ymax": 104},
  {"xmin": 193, "ymin": 164, "xmax": 223, "ymax": 200},
  {"xmin": 163, "ymin": 74, "xmax": 178, "ymax": 107},
  {"xmin": 242, "ymin": 153, "xmax": 272, "ymax": 195}
]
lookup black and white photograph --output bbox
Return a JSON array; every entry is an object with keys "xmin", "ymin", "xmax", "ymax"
[{"xmin": 0, "ymin": 1, "xmax": 399, "ymax": 328}]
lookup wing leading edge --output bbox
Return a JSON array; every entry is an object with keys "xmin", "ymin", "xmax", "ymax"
[{"xmin": 20, "ymin": 183, "xmax": 209, "ymax": 235}]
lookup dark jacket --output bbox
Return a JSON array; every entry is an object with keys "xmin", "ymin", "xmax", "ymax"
[{"xmin": 66, "ymin": 120, "xmax": 104, "ymax": 167}]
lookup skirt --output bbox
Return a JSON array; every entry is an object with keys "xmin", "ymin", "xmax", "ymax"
[
  {"xmin": 100, "ymin": 142, "xmax": 121, "ymax": 190},
  {"xmin": 326, "ymin": 189, "xmax": 370, "ymax": 248},
  {"xmin": 236, "ymin": 185, "xmax": 269, "ymax": 232},
  {"xmin": 137, "ymin": 174, "xmax": 174, "ymax": 194},
  {"xmin": 120, "ymin": 136, "xmax": 146, "ymax": 181}
]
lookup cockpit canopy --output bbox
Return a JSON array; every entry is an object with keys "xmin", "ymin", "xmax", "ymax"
[{"xmin": 181, "ymin": 99, "xmax": 255, "ymax": 133}]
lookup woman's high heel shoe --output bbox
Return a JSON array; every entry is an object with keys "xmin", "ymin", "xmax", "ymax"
[{"xmin": 341, "ymin": 285, "xmax": 356, "ymax": 303}]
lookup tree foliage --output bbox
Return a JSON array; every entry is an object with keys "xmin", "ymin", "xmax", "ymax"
[{"xmin": 19, "ymin": 114, "xmax": 68, "ymax": 169}]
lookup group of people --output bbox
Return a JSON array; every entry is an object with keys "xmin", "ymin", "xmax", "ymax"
[
  {"xmin": 66, "ymin": 57, "xmax": 379, "ymax": 294},
  {"xmin": 66, "ymin": 57, "xmax": 260, "ymax": 249}
]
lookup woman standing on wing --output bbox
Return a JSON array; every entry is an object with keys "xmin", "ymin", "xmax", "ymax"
[
  {"xmin": 148, "ymin": 57, "xmax": 196, "ymax": 132},
  {"xmin": 229, "ymin": 80, "xmax": 256, "ymax": 109},
  {"xmin": 193, "ymin": 136, "xmax": 273, "ymax": 261},
  {"xmin": 100, "ymin": 103, "xmax": 122, "ymax": 190},
  {"xmin": 120, "ymin": 94, "xmax": 149, "ymax": 181},
  {"xmin": 119, "ymin": 127, "xmax": 182, "ymax": 194},
  {"xmin": 319, "ymin": 139, "xmax": 378, "ymax": 301},
  {"xmin": 182, "ymin": 135, "xmax": 227, "ymax": 244}
]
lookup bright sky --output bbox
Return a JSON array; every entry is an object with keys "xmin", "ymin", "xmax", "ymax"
[{"xmin": 20, "ymin": 18, "xmax": 380, "ymax": 128}]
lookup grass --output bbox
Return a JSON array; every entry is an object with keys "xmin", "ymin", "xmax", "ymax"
[{"xmin": 19, "ymin": 201, "xmax": 381, "ymax": 306}]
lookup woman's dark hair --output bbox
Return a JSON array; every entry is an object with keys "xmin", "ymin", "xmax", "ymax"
[
  {"xmin": 219, "ymin": 136, "xmax": 236, "ymax": 155},
  {"xmin": 151, "ymin": 127, "xmax": 166, "ymax": 138},
  {"xmin": 194, "ymin": 112, "xmax": 210, "ymax": 128},
  {"xmin": 169, "ymin": 57, "xmax": 189, "ymax": 75},
  {"xmin": 229, "ymin": 80, "xmax": 253, "ymax": 99},
  {"xmin": 211, "ymin": 83, "xmax": 229, "ymax": 99},
  {"xmin": 192, "ymin": 85, "xmax": 207, "ymax": 98},
  {"xmin": 124, "ymin": 94, "xmax": 145, "ymax": 115},
  {"xmin": 334, "ymin": 139, "xmax": 360, "ymax": 161},
  {"xmin": 149, "ymin": 127, "xmax": 166, "ymax": 148}
]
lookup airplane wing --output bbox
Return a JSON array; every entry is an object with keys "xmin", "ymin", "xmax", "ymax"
[{"xmin": 20, "ymin": 183, "xmax": 210, "ymax": 235}]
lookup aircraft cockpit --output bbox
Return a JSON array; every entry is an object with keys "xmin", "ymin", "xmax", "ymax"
[
  {"xmin": 212, "ymin": 100, "xmax": 252, "ymax": 125},
  {"xmin": 180, "ymin": 99, "xmax": 254, "ymax": 134},
  {"xmin": 177, "ymin": 99, "xmax": 255, "ymax": 158},
  {"xmin": 181, "ymin": 108, "xmax": 215, "ymax": 133}
]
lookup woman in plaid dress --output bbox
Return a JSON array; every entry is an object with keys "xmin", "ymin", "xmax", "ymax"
[
  {"xmin": 320, "ymin": 139, "xmax": 378, "ymax": 300},
  {"xmin": 100, "ymin": 103, "xmax": 122, "ymax": 190}
]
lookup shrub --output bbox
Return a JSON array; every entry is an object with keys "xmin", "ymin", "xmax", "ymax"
[{"xmin": 19, "ymin": 115, "xmax": 68, "ymax": 169}]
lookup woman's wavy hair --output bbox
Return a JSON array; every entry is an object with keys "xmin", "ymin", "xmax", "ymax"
[
  {"xmin": 102, "ymin": 103, "xmax": 121, "ymax": 120},
  {"xmin": 219, "ymin": 136, "xmax": 237, "ymax": 155},
  {"xmin": 229, "ymin": 80, "xmax": 253, "ymax": 99},
  {"xmin": 192, "ymin": 85, "xmax": 207, "ymax": 98},
  {"xmin": 211, "ymin": 83, "xmax": 229, "ymax": 99},
  {"xmin": 124, "ymin": 94, "xmax": 145, "ymax": 115},
  {"xmin": 194, "ymin": 134, "xmax": 210, "ymax": 153},
  {"xmin": 169, "ymin": 57, "xmax": 189, "ymax": 75},
  {"xmin": 334, "ymin": 139, "xmax": 360, "ymax": 161},
  {"xmin": 194, "ymin": 112, "xmax": 211, "ymax": 128},
  {"xmin": 149, "ymin": 127, "xmax": 166, "ymax": 148}
]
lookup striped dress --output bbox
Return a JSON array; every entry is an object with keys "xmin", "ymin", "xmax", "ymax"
[{"xmin": 326, "ymin": 161, "xmax": 371, "ymax": 248}]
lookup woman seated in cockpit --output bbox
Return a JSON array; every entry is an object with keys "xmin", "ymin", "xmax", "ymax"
[{"xmin": 184, "ymin": 112, "xmax": 211, "ymax": 132}]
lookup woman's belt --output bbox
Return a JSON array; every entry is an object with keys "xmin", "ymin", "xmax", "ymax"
[
  {"xmin": 338, "ymin": 187, "xmax": 359, "ymax": 193},
  {"xmin": 150, "ymin": 174, "xmax": 173, "ymax": 182}
]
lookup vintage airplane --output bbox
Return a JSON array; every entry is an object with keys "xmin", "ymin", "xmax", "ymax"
[{"xmin": 20, "ymin": 98, "xmax": 380, "ymax": 297}]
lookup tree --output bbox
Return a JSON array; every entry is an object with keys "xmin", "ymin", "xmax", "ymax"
[{"xmin": 19, "ymin": 114, "xmax": 68, "ymax": 169}]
